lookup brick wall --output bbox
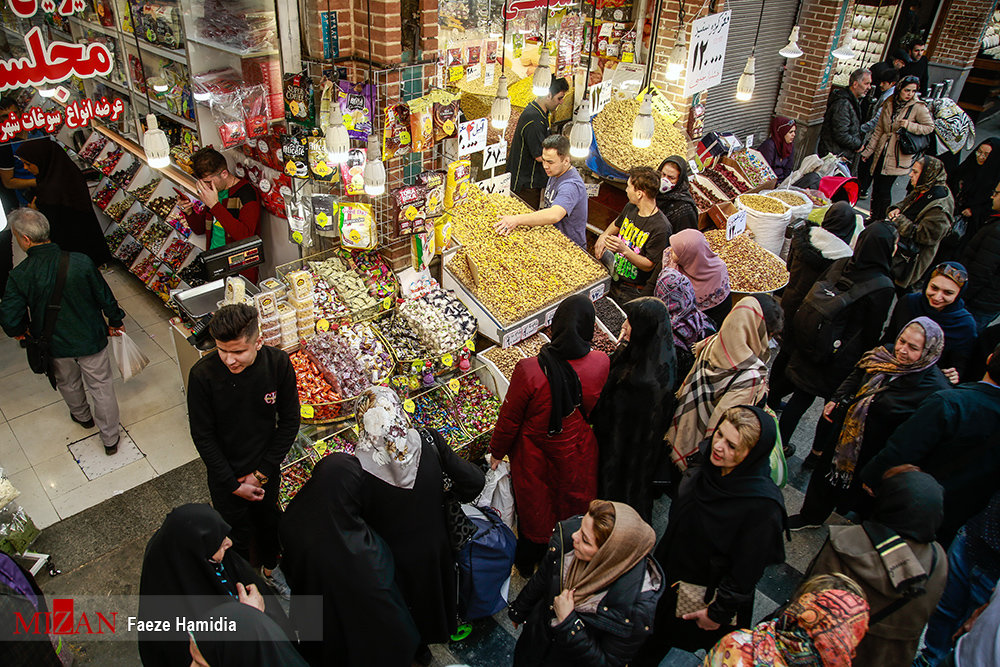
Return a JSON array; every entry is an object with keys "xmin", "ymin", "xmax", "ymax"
[
  {"xmin": 930, "ymin": 0, "xmax": 995, "ymax": 69},
  {"xmin": 301, "ymin": 0, "xmax": 405, "ymax": 65},
  {"xmin": 649, "ymin": 0, "xmax": 701, "ymax": 110}
]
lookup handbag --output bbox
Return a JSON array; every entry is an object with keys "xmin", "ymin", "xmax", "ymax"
[
  {"xmin": 673, "ymin": 581, "xmax": 736, "ymax": 625},
  {"xmin": 426, "ymin": 430, "xmax": 476, "ymax": 553},
  {"xmin": 20, "ymin": 251, "xmax": 70, "ymax": 390},
  {"xmin": 891, "ymin": 234, "xmax": 922, "ymax": 284},
  {"xmin": 896, "ymin": 105, "xmax": 931, "ymax": 157}
]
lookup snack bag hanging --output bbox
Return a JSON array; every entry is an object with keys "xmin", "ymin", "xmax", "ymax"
[{"xmin": 339, "ymin": 202, "xmax": 377, "ymax": 249}]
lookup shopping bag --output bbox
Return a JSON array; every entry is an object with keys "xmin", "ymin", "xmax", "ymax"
[
  {"xmin": 111, "ymin": 333, "xmax": 150, "ymax": 382},
  {"xmin": 476, "ymin": 456, "xmax": 516, "ymax": 530}
]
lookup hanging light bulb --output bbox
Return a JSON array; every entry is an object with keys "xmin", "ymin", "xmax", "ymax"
[
  {"xmin": 326, "ymin": 110, "xmax": 350, "ymax": 163},
  {"xmin": 779, "ymin": 26, "xmax": 803, "ymax": 58},
  {"xmin": 491, "ymin": 76, "xmax": 512, "ymax": 130},
  {"xmin": 631, "ymin": 97, "xmax": 654, "ymax": 149},
  {"xmin": 142, "ymin": 114, "xmax": 171, "ymax": 169},
  {"xmin": 832, "ymin": 29, "xmax": 855, "ymax": 60},
  {"xmin": 667, "ymin": 28, "xmax": 687, "ymax": 80},
  {"xmin": 532, "ymin": 47, "xmax": 552, "ymax": 97},
  {"xmin": 569, "ymin": 102, "xmax": 592, "ymax": 158},
  {"xmin": 736, "ymin": 56, "xmax": 756, "ymax": 101},
  {"xmin": 363, "ymin": 136, "xmax": 386, "ymax": 197}
]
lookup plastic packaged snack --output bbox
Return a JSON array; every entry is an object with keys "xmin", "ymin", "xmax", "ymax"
[
  {"xmin": 408, "ymin": 97, "xmax": 434, "ymax": 152},
  {"xmin": 445, "ymin": 159, "xmax": 472, "ymax": 209},
  {"xmin": 284, "ymin": 70, "xmax": 316, "ymax": 127},
  {"xmin": 281, "ymin": 134, "xmax": 310, "ymax": 179},
  {"xmin": 418, "ymin": 170, "xmax": 447, "ymax": 218},
  {"xmin": 339, "ymin": 148, "xmax": 366, "ymax": 196},
  {"xmin": 391, "ymin": 185, "xmax": 427, "ymax": 236},
  {"xmin": 338, "ymin": 80, "xmax": 373, "ymax": 140},
  {"xmin": 339, "ymin": 202, "xmax": 377, "ymax": 250},
  {"xmin": 382, "ymin": 101, "xmax": 411, "ymax": 159}
]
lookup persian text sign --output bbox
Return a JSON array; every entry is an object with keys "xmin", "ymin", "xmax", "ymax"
[
  {"xmin": 0, "ymin": 26, "xmax": 114, "ymax": 92},
  {"xmin": 0, "ymin": 97, "xmax": 125, "ymax": 142},
  {"xmin": 684, "ymin": 11, "xmax": 731, "ymax": 97},
  {"xmin": 9, "ymin": 0, "xmax": 86, "ymax": 17}
]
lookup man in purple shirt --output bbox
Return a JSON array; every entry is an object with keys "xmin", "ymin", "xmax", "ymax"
[{"xmin": 495, "ymin": 135, "xmax": 588, "ymax": 247}]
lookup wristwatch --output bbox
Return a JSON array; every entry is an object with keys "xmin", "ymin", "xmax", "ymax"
[{"xmin": 253, "ymin": 470, "xmax": 268, "ymax": 485}]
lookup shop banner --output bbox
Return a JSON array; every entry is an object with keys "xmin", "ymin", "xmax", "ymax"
[
  {"xmin": 0, "ymin": 97, "xmax": 125, "ymax": 143},
  {"xmin": 684, "ymin": 11, "xmax": 731, "ymax": 97}
]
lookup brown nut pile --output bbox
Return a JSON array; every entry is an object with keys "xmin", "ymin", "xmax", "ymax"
[
  {"xmin": 448, "ymin": 187, "xmax": 607, "ymax": 324},
  {"xmin": 769, "ymin": 190, "xmax": 810, "ymax": 207},
  {"xmin": 515, "ymin": 333, "xmax": 547, "ymax": 357},
  {"xmin": 704, "ymin": 229, "xmax": 789, "ymax": 293},
  {"xmin": 736, "ymin": 194, "xmax": 790, "ymax": 215},
  {"xmin": 592, "ymin": 98, "xmax": 688, "ymax": 172},
  {"xmin": 482, "ymin": 346, "xmax": 525, "ymax": 380}
]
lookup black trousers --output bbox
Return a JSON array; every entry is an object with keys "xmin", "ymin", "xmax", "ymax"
[
  {"xmin": 209, "ymin": 477, "xmax": 282, "ymax": 570},
  {"xmin": 799, "ymin": 421, "xmax": 877, "ymax": 523},
  {"xmin": 869, "ymin": 153, "xmax": 897, "ymax": 220},
  {"xmin": 514, "ymin": 187, "xmax": 542, "ymax": 210}
]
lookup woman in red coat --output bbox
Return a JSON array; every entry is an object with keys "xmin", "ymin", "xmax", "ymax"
[{"xmin": 490, "ymin": 294, "xmax": 611, "ymax": 576}]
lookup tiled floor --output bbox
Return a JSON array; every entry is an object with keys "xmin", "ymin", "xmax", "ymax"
[{"xmin": 0, "ymin": 265, "xmax": 198, "ymax": 528}]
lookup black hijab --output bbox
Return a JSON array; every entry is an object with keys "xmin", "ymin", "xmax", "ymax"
[
  {"xmin": 843, "ymin": 220, "xmax": 897, "ymax": 282},
  {"xmin": 15, "ymin": 138, "xmax": 93, "ymax": 212},
  {"xmin": 192, "ymin": 602, "xmax": 309, "ymax": 666},
  {"xmin": 955, "ymin": 138, "xmax": 1000, "ymax": 202},
  {"xmin": 656, "ymin": 155, "xmax": 698, "ymax": 226},
  {"xmin": 866, "ymin": 470, "xmax": 944, "ymax": 543},
  {"xmin": 538, "ymin": 294, "xmax": 596, "ymax": 435},
  {"xmin": 609, "ymin": 297, "xmax": 676, "ymax": 393},
  {"xmin": 821, "ymin": 201, "xmax": 859, "ymax": 244}
]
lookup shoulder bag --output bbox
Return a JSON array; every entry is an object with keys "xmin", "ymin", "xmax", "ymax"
[
  {"xmin": 896, "ymin": 104, "xmax": 931, "ymax": 157},
  {"xmin": 20, "ymin": 251, "xmax": 70, "ymax": 390},
  {"xmin": 425, "ymin": 429, "xmax": 477, "ymax": 553}
]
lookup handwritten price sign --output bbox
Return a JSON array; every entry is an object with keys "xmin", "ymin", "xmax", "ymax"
[
  {"xmin": 482, "ymin": 141, "xmax": 507, "ymax": 170},
  {"xmin": 458, "ymin": 118, "xmax": 488, "ymax": 156},
  {"xmin": 684, "ymin": 11, "xmax": 731, "ymax": 97},
  {"xmin": 478, "ymin": 172, "xmax": 511, "ymax": 196}
]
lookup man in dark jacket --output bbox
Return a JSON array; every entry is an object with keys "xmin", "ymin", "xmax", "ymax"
[
  {"xmin": 860, "ymin": 342, "xmax": 1000, "ymax": 546},
  {"xmin": 961, "ymin": 182, "xmax": 1000, "ymax": 331},
  {"xmin": 187, "ymin": 303, "xmax": 299, "ymax": 597},
  {"xmin": 0, "ymin": 209, "xmax": 125, "ymax": 455},
  {"xmin": 818, "ymin": 68, "xmax": 872, "ymax": 171},
  {"xmin": 507, "ymin": 77, "xmax": 569, "ymax": 209},
  {"xmin": 901, "ymin": 39, "xmax": 929, "ymax": 95}
]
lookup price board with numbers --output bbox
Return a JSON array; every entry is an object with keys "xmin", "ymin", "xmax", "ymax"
[
  {"xmin": 458, "ymin": 118, "xmax": 488, "ymax": 156},
  {"xmin": 684, "ymin": 11, "xmax": 731, "ymax": 97},
  {"xmin": 483, "ymin": 141, "xmax": 507, "ymax": 170}
]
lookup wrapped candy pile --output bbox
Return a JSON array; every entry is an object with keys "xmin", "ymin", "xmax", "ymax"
[
  {"xmin": 451, "ymin": 374, "xmax": 500, "ymax": 436},
  {"xmin": 278, "ymin": 459, "xmax": 314, "ymax": 510},
  {"xmin": 341, "ymin": 249, "xmax": 396, "ymax": 301},
  {"xmin": 375, "ymin": 316, "xmax": 427, "ymax": 360},
  {"xmin": 411, "ymin": 390, "xmax": 465, "ymax": 448},
  {"xmin": 302, "ymin": 331, "xmax": 370, "ymax": 397},
  {"xmin": 307, "ymin": 257, "xmax": 378, "ymax": 320},
  {"xmin": 397, "ymin": 286, "xmax": 477, "ymax": 355},
  {"xmin": 290, "ymin": 350, "xmax": 343, "ymax": 420},
  {"xmin": 339, "ymin": 323, "xmax": 394, "ymax": 385}
]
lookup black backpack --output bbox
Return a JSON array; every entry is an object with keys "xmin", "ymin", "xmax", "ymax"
[{"xmin": 793, "ymin": 259, "xmax": 892, "ymax": 363}]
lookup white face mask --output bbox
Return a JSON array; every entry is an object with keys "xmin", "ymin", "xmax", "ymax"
[{"xmin": 660, "ymin": 178, "xmax": 674, "ymax": 193}]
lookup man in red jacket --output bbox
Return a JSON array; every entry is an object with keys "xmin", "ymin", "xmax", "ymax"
[{"xmin": 179, "ymin": 147, "xmax": 261, "ymax": 282}]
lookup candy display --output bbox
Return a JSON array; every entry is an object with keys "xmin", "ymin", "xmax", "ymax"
[
  {"xmin": 115, "ymin": 239, "xmax": 144, "ymax": 265},
  {"xmin": 340, "ymin": 323, "xmax": 395, "ymax": 385},
  {"xmin": 302, "ymin": 331, "xmax": 371, "ymax": 398},
  {"xmin": 139, "ymin": 220, "xmax": 172, "ymax": 254},
  {"xmin": 110, "ymin": 159, "xmax": 140, "ymax": 186},
  {"xmin": 104, "ymin": 225, "xmax": 129, "ymax": 252},
  {"xmin": 290, "ymin": 350, "xmax": 344, "ymax": 422},
  {"xmin": 79, "ymin": 134, "xmax": 109, "ymax": 162},
  {"xmin": 447, "ymin": 187, "xmax": 607, "ymax": 324},
  {"xmin": 148, "ymin": 267, "xmax": 181, "ymax": 302},
  {"xmin": 130, "ymin": 177, "xmax": 162, "ymax": 203},
  {"xmin": 305, "ymin": 256, "xmax": 376, "ymax": 320},
  {"xmin": 450, "ymin": 374, "xmax": 501, "ymax": 436},
  {"xmin": 312, "ymin": 431, "xmax": 356, "ymax": 458},
  {"xmin": 278, "ymin": 459, "xmax": 314, "ymax": 510},
  {"xmin": 592, "ymin": 98, "xmax": 688, "ymax": 172},
  {"xmin": 133, "ymin": 253, "xmax": 160, "ymax": 283},
  {"xmin": 94, "ymin": 183, "xmax": 119, "ymax": 209},
  {"xmin": 342, "ymin": 249, "xmax": 396, "ymax": 301},
  {"xmin": 731, "ymin": 149, "xmax": 777, "ymax": 187},
  {"xmin": 106, "ymin": 199, "xmax": 133, "ymax": 223},
  {"xmin": 375, "ymin": 316, "xmax": 429, "ymax": 360},
  {"xmin": 149, "ymin": 195, "xmax": 178, "ymax": 219},
  {"xmin": 704, "ymin": 229, "xmax": 789, "ymax": 293},
  {"xmin": 482, "ymin": 346, "xmax": 524, "ymax": 380},
  {"xmin": 410, "ymin": 390, "xmax": 465, "ymax": 449},
  {"xmin": 397, "ymin": 286, "xmax": 477, "ymax": 356},
  {"xmin": 179, "ymin": 260, "xmax": 207, "ymax": 287},
  {"xmin": 161, "ymin": 237, "xmax": 194, "ymax": 270},
  {"xmin": 594, "ymin": 298, "xmax": 626, "ymax": 338},
  {"xmin": 95, "ymin": 146, "xmax": 124, "ymax": 175}
]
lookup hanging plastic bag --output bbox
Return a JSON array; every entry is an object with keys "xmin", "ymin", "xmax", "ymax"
[
  {"xmin": 476, "ymin": 455, "xmax": 516, "ymax": 530},
  {"xmin": 111, "ymin": 333, "xmax": 150, "ymax": 382}
]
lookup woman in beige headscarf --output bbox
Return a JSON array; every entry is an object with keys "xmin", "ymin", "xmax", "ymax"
[
  {"xmin": 665, "ymin": 295, "xmax": 782, "ymax": 471},
  {"xmin": 508, "ymin": 499, "xmax": 664, "ymax": 666}
]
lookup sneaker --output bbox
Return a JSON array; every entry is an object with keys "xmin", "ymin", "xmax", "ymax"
[
  {"xmin": 261, "ymin": 565, "xmax": 291, "ymax": 600},
  {"xmin": 71, "ymin": 414, "xmax": 96, "ymax": 429},
  {"xmin": 104, "ymin": 438, "xmax": 119, "ymax": 456},
  {"xmin": 788, "ymin": 514, "xmax": 823, "ymax": 531}
]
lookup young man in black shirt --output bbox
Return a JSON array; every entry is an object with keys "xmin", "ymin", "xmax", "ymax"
[
  {"xmin": 507, "ymin": 77, "xmax": 569, "ymax": 209},
  {"xmin": 187, "ymin": 304, "xmax": 299, "ymax": 597},
  {"xmin": 594, "ymin": 166, "xmax": 672, "ymax": 304}
]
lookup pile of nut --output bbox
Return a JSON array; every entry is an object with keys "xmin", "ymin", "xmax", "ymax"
[
  {"xmin": 448, "ymin": 188, "xmax": 607, "ymax": 324},
  {"xmin": 456, "ymin": 66, "xmax": 516, "ymax": 97},
  {"xmin": 736, "ymin": 194, "xmax": 790, "ymax": 215},
  {"xmin": 592, "ymin": 98, "xmax": 688, "ymax": 172},
  {"xmin": 514, "ymin": 333, "xmax": 547, "ymax": 357},
  {"xmin": 482, "ymin": 346, "xmax": 524, "ymax": 380},
  {"xmin": 769, "ymin": 190, "xmax": 810, "ymax": 207},
  {"xmin": 704, "ymin": 229, "xmax": 789, "ymax": 293}
]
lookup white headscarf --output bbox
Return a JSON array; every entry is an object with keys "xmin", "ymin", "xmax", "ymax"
[{"xmin": 354, "ymin": 386, "xmax": 423, "ymax": 489}]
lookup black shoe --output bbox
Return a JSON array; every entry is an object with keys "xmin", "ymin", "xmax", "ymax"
[
  {"xmin": 782, "ymin": 443, "xmax": 796, "ymax": 458},
  {"xmin": 801, "ymin": 451, "xmax": 823, "ymax": 469},
  {"xmin": 71, "ymin": 414, "xmax": 96, "ymax": 429},
  {"xmin": 788, "ymin": 514, "xmax": 823, "ymax": 531},
  {"xmin": 104, "ymin": 438, "xmax": 119, "ymax": 455}
]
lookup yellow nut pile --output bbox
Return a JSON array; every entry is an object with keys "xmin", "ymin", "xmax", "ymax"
[
  {"xmin": 507, "ymin": 77, "xmax": 540, "ymax": 108},
  {"xmin": 460, "ymin": 94, "xmax": 491, "ymax": 122},
  {"xmin": 769, "ymin": 191, "xmax": 810, "ymax": 207},
  {"xmin": 736, "ymin": 194, "xmax": 790, "ymax": 215},
  {"xmin": 456, "ymin": 66, "xmax": 516, "ymax": 97},
  {"xmin": 448, "ymin": 187, "xmax": 607, "ymax": 324},
  {"xmin": 593, "ymin": 98, "xmax": 688, "ymax": 172},
  {"xmin": 704, "ymin": 229, "xmax": 789, "ymax": 293},
  {"xmin": 482, "ymin": 346, "xmax": 525, "ymax": 380}
]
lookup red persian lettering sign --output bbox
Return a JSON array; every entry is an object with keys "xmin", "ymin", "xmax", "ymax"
[
  {"xmin": 503, "ymin": 0, "xmax": 575, "ymax": 20},
  {"xmin": 10, "ymin": 0, "xmax": 87, "ymax": 19},
  {"xmin": 0, "ymin": 27, "xmax": 114, "ymax": 92},
  {"xmin": 0, "ymin": 97, "xmax": 125, "ymax": 142}
]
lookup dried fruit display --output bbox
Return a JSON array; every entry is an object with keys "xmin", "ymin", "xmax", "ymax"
[
  {"xmin": 448, "ymin": 188, "xmax": 607, "ymax": 324},
  {"xmin": 702, "ymin": 169, "xmax": 740, "ymax": 199},
  {"xmin": 716, "ymin": 163, "xmax": 752, "ymax": 193},
  {"xmin": 593, "ymin": 98, "xmax": 688, "ymax": 172},
  {"xmin": 703, "ymin": 230, "xmax": 789, "ymax": 293}
]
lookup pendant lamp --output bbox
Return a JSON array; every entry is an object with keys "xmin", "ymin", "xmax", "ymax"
[
  {"xmin": 363, "ymin": 136, "xmax": 386, "ymax": 197},
  {"xmin": 667, "ymin": 28, "xmax": 687, "ymax": 80},
  {"xmin": 631, "ymin": 97, "xmax": 654, "ymax": 148},
  {"xmin": 326, "ymin": 110, "xmax": 350, "ymax": 163},
  {"xmin": 736, "ymin": 56, "xmax": 756, "ymax": 101},
  {"xmin": 779, "ymin": 26, "xmax": 803, "ymax": 58},
  {"xmin": 532, "ymin": 47, "xmax": 552, "ymax": 96},
  {"xmin": 143, "ymin": 114, "xmax": 171, "ymax": 169},
  {"xmin": 569, "ymin": 103, "xmax": 592, "ymax": 158},
  {"xmin": 832, "ymin": 29, "xmax": 855, "ymax": 60},
  {"xmin": 491, "ymin": 76, "xmax": 512, "ymax": 130}
]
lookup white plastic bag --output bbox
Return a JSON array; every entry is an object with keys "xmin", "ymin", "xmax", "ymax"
[
  {"xmin": 476, "ymin": 455, "xmax": 516, "ymax": 530},
  {"xmin": 111, "ymin": 333, "xmax": 150, "ymax": 382}
]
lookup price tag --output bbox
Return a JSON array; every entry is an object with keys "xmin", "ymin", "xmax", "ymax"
[
  {"xmin": 458, "ymin": 118, "xmax": 488, "ymax": 156},
  {"xmin": 478, "ymin": 172, "xmax": 511, "ymax": 196},
  {"xmin": 292, "ymin": 231, "xmax": 304, "ymax": 244},
  {"xmin": 482, "ymin": 141, "xmax": 507, "ymax": 170},
  {"xmin": 502, "ymin": 329, "xmax": 520, "ymax": 348},
  {"xmin": 522, "ymin": 319, "xmax": 539, "ymax": 338},
  {"xmin": 745, "ymin": 134, "xmax": 754, "ymax": 149},
  {"xmin": 442, "ymin": 353, "xmax": 454, "ymax": 367},
  {"xmin": 316, "ymin": 319, "xmax": 330, "ymax": 332},
  {"xmin": 726, "ymin": 210, "xmax": 748, "ymax": 240},
  {"xmin": 448, "ymin": 378, "xmax": 461, "ymax": 392},
  {"xmin": 484, "ymin": 64, "xmax": 495, "ymax": 87},
  {"xmin": 382, "ymin": 296, "xmax": 393, "ymax": 310},
  {"xmin": 403, "ymin": 399, "xmax": 416, "ymax": 413},
  {"xmin": 545, "ymin": 308, "xmax": 556, "ymax": 326},
  {"xmin": 314, "ymin": 441, "xmax": 328, "ymax": 456},
  {"xmin": 300, "ymin": 404, "xmax": 315, "ymax": 419},
  {"xmin": 449, "ymin": 65, "xmax": 464, "ymax": 82},
  {"xmin": 590, "ymin": 284, "xmax": 606, "ymax": 301},
  {"xmin": 466, "ymin": 63, "xmax": 482, "ymax": 82},
  {"xmin": 465, "ymin": 339, "xmax": 475, "ymax": 352}
]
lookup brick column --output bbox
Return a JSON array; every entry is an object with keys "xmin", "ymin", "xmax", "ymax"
[
  {"xmin": 649, "ymin": 0, "xmax": 702, "ymax": 112},
  {"xmin": 928, "ymin": 0, "xmax": 997, "ymax": 96}
]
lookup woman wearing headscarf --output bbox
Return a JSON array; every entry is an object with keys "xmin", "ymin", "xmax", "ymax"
[
  {"xmin": 591, "ymin": 298, "xmax": 676, "ymax": 520},
  {"xmin": 188, "ymin": 601, "xmax": 308, "ymax": 667},
  {"xmin": 15, "ymin": 138, "xmax": 111, "ymax": 266},
  {"xmin": 886, "ymin": 155, "xmax": 955, "ymax": 292},
  {"xmin": 779, "ymin": 221, "xmax": 898, "ymax": 446},
  {"xmin": 656, "ymin": 156, "xmax": 699, "ymax": 233},
  {"xmin": 0, "ymin": 552, "xmax": 62, "ymax": 666},
  {"xmin": 138, "ymin": 504, "xmax": 291, "ymax": 667},
  {"xmin": 790, "ymin": 317, "xmax": 950, "ymax": 527},
  {"xmin": 491, "ymin": 294, "xmax": 610, "ymax": 575},
  {"xmin": 282, "ymin": 387, "xmax": 484, "ymax": 666},
  {"xmin": 661, "ymin": 228, "xmax": 731, "ymax": 327},
  {"xmin": 638, "ymin": 406, "xmax": 788, "ymax": 665},
  {"xmin": 509, "ymin": 500, "xmax": 662, "ymax": 666},
  {"xmin": 653, "ymin": 267, "xmax": 715, "ymax": 385},
  {"xmin": 758, "ymin": 116, "xmax": 797, "ymax": 183},
  {"xmin": 952, "ymin": 138, "xmax": 1000, "ymax": 239},
  {"xmin": 805, "ymin": 468, "xmax": 948, "ymax": 666},
  {"xmin": 860, "ymin": 75, "xmax": 935, "ymax": 220},
  {"xmin": 883, "ymin": 261, "xmax": 978, "ymax": 383},
  {"xmin": 703, "ymin": 577, "xmax": 870, "ymax": 667},
  {"xmin": 666, "ymin": 296, "xmax": 779, "ymax": 471}
]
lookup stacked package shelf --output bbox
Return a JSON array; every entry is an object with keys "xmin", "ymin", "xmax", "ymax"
[{"xmin": 833, "ymin": 3, "xmax": 898, "ymax": 88}]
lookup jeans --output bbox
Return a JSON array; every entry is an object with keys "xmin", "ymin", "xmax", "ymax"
[{"xmin": 914, "ymin": 528, "xmax": 1000, "ymax": 666}]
